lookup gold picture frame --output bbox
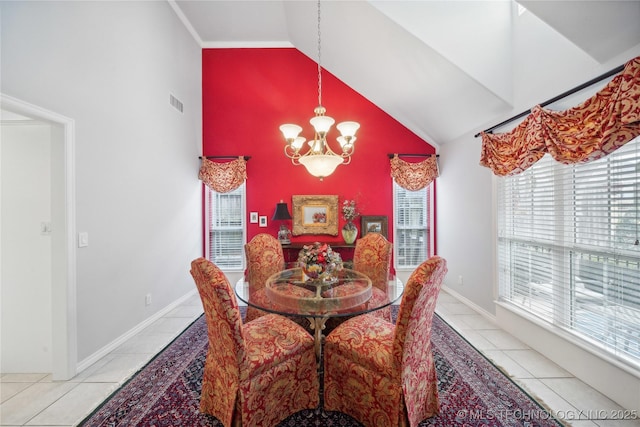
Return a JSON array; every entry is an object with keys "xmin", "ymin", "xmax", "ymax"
[
  {"xmin": 361, "ymin": 215, "xmax": 388, "ymax": 239},
  {"xmin": 292, "ymin": 195, "xmax": 339, "ymax": 236}
]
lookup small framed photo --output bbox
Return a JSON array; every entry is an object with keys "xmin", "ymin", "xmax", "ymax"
[
  {"xmin": 259, "ymin": 216, "xmax": 267, "ymax": 227},
  {"xmin": 361, "ymin": 215, "xmax": 388, "ymax": 239},
  {"xmin": 250, "ymin": 212, "xmax": 258, "ymax": 224}
]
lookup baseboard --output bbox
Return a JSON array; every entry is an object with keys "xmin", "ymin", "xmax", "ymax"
[
  {"xmin": 76, "ymin": 289, "xmax": 199, "ymax": 374},
  {"xmin": 439, "ymin": 285, "xmax": 496, "ymax": 322}
]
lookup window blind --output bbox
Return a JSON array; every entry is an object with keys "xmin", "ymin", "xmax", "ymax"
[
  {"xmin": 394, "ymin": 182, "xmax": 430, "ymax": 269},
  {"xmin": 497, "ymin": 137, "xmax": 640, "ymax": 367},
  {"xmin": 209, "ymin": 183, "xmax": 245, "ymax": 270}
]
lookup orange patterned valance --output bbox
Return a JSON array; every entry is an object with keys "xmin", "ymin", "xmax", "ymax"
[
  {"xmin": 480, "ymin": 55, "xmax": 640, "ymax": 176},
  {"xmin": 390, "ymin": 154, "xmax": 439, "ymax": 191},
  {"xmin": 198, "ymin": 156, "xmax": 247, "ymax": 193}
]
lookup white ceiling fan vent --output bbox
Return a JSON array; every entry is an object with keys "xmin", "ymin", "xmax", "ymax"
[{"xmin": 169, "ymin": 94, "xmax": 184, "ymax": 113}]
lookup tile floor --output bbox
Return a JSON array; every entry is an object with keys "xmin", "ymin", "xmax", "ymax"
[{"xmin": 2, "ymin": 290, "xmax": 639, "ymax": 426}]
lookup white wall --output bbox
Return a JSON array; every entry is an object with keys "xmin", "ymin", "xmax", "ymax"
[
  {"xmin": 437, "ymin": 7, "xmax": 640, "ymax": 316},
  {"xmin": 436, "ymin": 134, "xmax": 496, "ymax": 314},
  {"xmin": 0, "ymin": 1, "xmax": 202, "ymax": 366},
  {"xmin": 1, "ymin": 123, "xmax": 53, "ymax": 372},
  {"xmin": 436, "ymin": 8, "xmax": 640, "ymax": 412}
]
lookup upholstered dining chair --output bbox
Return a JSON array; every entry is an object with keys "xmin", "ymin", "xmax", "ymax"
[
  {"xmin": 190, "ymin": 257, "xmax": 319, "ymax": 427},
  {"xmin": 244, "ymin": 233, "xmax": 285, "ymax": 322},
  {"xmin": 352, "ymin": 232, "xmax": 393, "ymax": 321},
  {"xmin": 323, "ymin": 256, "xmax": 447, "ymax": 427},
  {"xmin": 323, "ymin": 233, "xmax": 393, "ymax": 333}
]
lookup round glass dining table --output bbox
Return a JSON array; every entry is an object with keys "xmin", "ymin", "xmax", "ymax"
[{"xmin": 235, "ymin": 267, "xmax": 404, "ymax": 360}]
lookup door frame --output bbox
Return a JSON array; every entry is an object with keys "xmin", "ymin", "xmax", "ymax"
[{"xmin": 1, "ymin": 93, "xmax": 77, "ymax": 380}]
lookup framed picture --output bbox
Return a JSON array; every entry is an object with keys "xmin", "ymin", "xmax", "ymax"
[
  {"xmin": 361, "ymin": 215, "xmax": 388, "ymax": 239},
  {"xmin": 250, "ymin": 212, "xmax": 258, "ymax": 224},
  {"xmin": 292, "ymin": 195, "xmax": 339, "ymax": 236},
  {"xmin": 259, "ymin": 216, "xmax": 267, "ymax": 227}
]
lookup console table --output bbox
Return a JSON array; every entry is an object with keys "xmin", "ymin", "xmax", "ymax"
[{"xmin": 281, "ymin": 242, "xmax": 356, "ymax": 263}]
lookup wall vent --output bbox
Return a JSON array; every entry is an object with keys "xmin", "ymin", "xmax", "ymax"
[{"xmin": 169, "ymin": 94, "xmax": 184, "ymax": 113}]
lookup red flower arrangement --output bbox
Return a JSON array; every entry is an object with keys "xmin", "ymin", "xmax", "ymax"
[{"xmin": 297, "ymin": 242, "xmax": 343, "ymax": 280}]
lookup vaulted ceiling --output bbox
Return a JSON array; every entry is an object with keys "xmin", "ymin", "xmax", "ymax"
[{"xmin": 172, "ymin": 0, "xmax": 640, "ymax": 146}]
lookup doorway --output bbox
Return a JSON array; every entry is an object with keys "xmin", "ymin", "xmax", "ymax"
[{"xmin": 0, "ymin": 94, "xmax": 77, "ymax": 380}]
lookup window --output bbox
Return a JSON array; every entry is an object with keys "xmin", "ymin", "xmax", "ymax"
[
  {"xmin": 208, "ymin": 183, "xmax": 245, "ymax": 270},
  {"xmin": 393, "ymin": 181, "xmax": 431, "ymax": 269},
  {"xmin": 497, "ymin": 136, "xmax": 640, "ymax": 367}
]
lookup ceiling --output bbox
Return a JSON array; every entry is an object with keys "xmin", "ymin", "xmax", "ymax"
[{"xmin": 171, "ymin": 0, "xmax": 640, "ymax": 146}]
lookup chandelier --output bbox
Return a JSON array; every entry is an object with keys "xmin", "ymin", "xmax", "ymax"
[{"xmin": 279, "ymin": 0, "xmax": 360, "ymax": 180}]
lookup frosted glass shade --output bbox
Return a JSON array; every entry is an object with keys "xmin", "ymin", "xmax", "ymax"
[
  {"xmin": 291, "ymin": 136, "xmax": 306, "ymax": 151},
  {"xmin": 310, "ymin": 115, "xmax": 335, "ymax": 134},
  {"xmin": 280, "ymin": 124, "xmax": 303, "ymax": 140},
  {"xmin": 299, "ymin": 154, "xmax": 344, "ymax": 178},
  {"xmin": 337, "ymin": 121, "xmax": 360, "ymax": 138}
]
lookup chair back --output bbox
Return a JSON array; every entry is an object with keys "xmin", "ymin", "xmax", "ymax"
[
  {"xmin": 353, "ymin": 233, "xmax": 393, "ymax": 292},
  {"xmin": 245, "ymin": 233, "xmax": 285, "ymax": 294},
  {"xmin": 393, "ymin": 256, "xmax": 447, "ymax": 425},
  {"xmin": 190, "ymin": 257, "xmax": 244, "ymax": 426}
]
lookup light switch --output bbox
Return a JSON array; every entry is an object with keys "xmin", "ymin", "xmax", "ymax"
[
  {"xmin": 41, "ymin": 222, "xmax": 52, "ymax": 235},
  {"xmin": 78, "ymin": 232, "xmax": 89, "ymax": 248}
]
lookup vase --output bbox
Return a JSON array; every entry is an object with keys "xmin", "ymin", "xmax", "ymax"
[
  {"xmin": 342, "ymin": 221, "xmax": 358, "ymax": 244},
  {"xmin": 302, "ymin": 263, "xmax": 325, "ymax": 280}
]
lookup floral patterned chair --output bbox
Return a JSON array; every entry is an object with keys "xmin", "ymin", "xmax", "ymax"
[
  {"xmin": 190, "ymin": 257, "xmax": 319, "ymax": 427},
  {"xmin": 353, "ymin": 232, "xmax": 393, "ymax": 321},
  {"xmin": 323, "ymin": 256, "xmax": 447, "ymax": 427},
  {"xmin": 323, "ymin": 233, "xmax": 393, "ymax": 333},
  {"xmin": 244, "ymin": 233, "xmax": 285, "ymax": 322}
]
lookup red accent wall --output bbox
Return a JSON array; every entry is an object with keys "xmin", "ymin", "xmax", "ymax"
[{"xmin": 202, "ymin": 48, "xmax": 435, "ymax": 248}]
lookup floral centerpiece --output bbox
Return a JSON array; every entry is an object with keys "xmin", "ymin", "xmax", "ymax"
[{"xmin": 297, "ymin": 242, "xmax": 343, "ymax": 281}]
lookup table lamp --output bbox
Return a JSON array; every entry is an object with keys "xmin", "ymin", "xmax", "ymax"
[{"xmin": 272, "ymin": 200, "xmax": 292, "ymax": 244}]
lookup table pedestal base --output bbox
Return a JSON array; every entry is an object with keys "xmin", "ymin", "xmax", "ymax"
[{"xmin": 307, "ymin": 317, "xmax": 328, "ymax": 361}]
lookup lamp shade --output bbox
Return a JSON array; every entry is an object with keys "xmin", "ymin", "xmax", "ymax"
[
  {"xmin": 292, "ymin": 136, "xmax": 306, "ymax": 151},
  {"xmin": 272, "ymin": 202, "xmax": 292, "ymax": 220},
  {"xmin": 310, "ymin": 115, "xmax": 335, "ymax": 134},
  {"xmin": 299, "ymin": 154, "xmax": 344, "ymax": 178},
  {"xmin": 280, "ymin": 124, "xmax": 303, "ymax": 140},
  {"xmin": 337, "ymin": 121, "xmax": 360, "ymax": 137}
]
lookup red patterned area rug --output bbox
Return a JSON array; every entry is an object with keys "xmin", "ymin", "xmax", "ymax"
[{"xmin": 80, "ymin": 306, "xmax": 564, "ymax": 427}]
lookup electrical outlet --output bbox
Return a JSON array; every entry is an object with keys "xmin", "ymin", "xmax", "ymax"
[
  {"xmin": 145, "ymin": 294, "xmax": 152, "ymax": 306},
  {"xmin": 458, "ymin": 275, "xmax": 464, "ymax": 286}
]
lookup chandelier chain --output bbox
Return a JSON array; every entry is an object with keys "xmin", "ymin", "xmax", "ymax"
[
  {"xmin": 317, "ymin": 0, "xmax": 322, "ymax": 107},
  {"xmin": 278, "ymin": 0, "xmax": 359, "ymax": 180}
]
